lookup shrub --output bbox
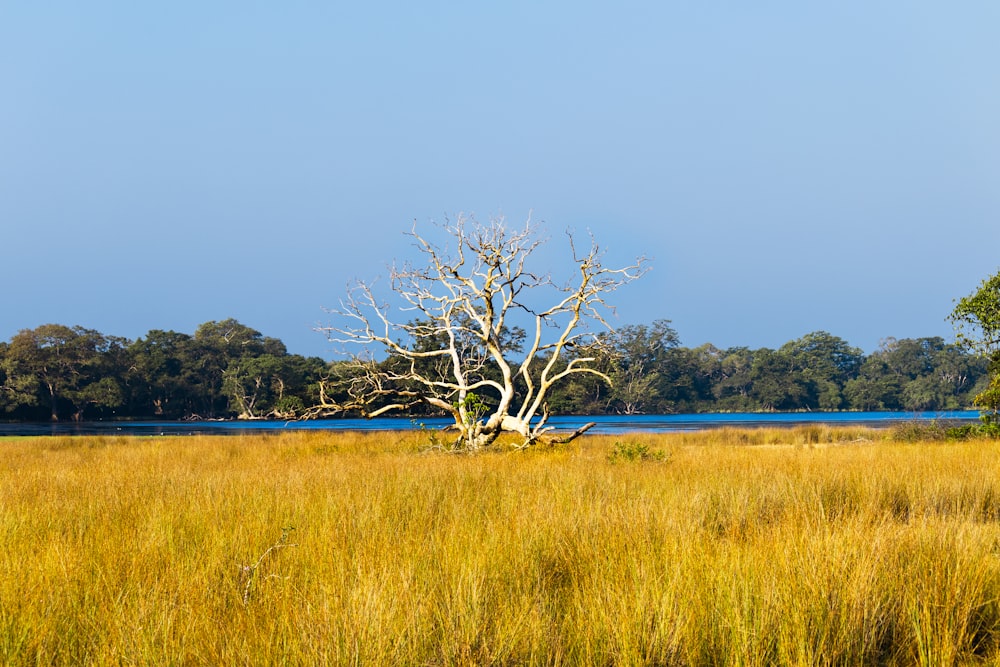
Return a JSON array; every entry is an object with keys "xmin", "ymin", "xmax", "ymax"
[
  {"xmin": 891, "ymin": 420, "xmax": 949, "ymax": 442},
  {"xmin": 978, "ymin": 418, "xmax": 1000, "ymax": 439},
  {"xmin": 945, "ymin": 423, "xmax": 980, "ymax": 441},
  {"xmin": 891, "ymin": 418, "xmax": 1000, "ymax": 441},
  {"xmin": 607, "ymin": 440, "xmax": 670, "ymax": 464}
]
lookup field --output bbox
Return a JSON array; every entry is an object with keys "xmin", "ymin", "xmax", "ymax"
[{"xmin": 3, "ymin": 427, "xmax": 1000, "ymax": 665}]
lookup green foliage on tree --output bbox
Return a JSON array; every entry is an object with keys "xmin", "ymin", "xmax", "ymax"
[
  {"xmin": 950, "ymin": 270, "xmax": 1000, "ymax": 431},
  {"xmin": 839, "ymin": 337, "xmax": 980, "ymax": 413},
  {"xmin": 127, "ymin": 330, "xmax": 200, "ymax": 418},
  {"xmin": 604, "ymin": 320, "xmax": 680, "ymax": 414},
  {"xmin": 0, "ymin": 325, "xmax": 128, "ymax": 421}
]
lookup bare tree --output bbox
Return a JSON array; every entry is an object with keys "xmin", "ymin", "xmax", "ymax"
[{"xmin": 313, "ymin": 214, "xmax": 646, "ymax": 450}]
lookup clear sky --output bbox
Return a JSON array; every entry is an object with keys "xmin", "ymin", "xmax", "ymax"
[{"xmin": 2, "ymin": 2, "xmax": 999, "ymax": 359}]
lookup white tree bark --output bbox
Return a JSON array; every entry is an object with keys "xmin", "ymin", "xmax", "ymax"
[{"xmin": 313, "ymin": 214, "xmax": 646, "ymax": 450}]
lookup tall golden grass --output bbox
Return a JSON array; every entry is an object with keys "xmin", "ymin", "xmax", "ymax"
[{"xmin": 2, "ymin": 427, "xmax": 1000, "ymax": 665}]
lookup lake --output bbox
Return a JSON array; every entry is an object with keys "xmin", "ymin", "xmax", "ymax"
[{"xmin": 0, "ymin": 410, "xmax": 981, "ymax": 437}]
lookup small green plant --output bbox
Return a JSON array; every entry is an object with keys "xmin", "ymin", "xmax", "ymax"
[
  {"xmin": 412, "ymin": 419, "xmax": 454, "ymax": 452},
  {"xmin": 414, "ymin": 394, "xmax": 494, "ymax": 453},
  {"xmin": 454, "ymin": 392, "xmax": 490, "ymax": 426},
  {"xmin": 607, "ymin": 440, "xmax": 670, "ymax": 464}
]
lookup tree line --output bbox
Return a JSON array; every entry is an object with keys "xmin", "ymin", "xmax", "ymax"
[
  {"xmin": 549, "ymin": 322, "xmax": 986, "ymax": 416},
  {"xmin": 0, "ymin": 319, "xmax": 986, "ymax": 422},
  {"xmin": 0, "ymin": 320, "xmax": 327, "ymax": 422}
]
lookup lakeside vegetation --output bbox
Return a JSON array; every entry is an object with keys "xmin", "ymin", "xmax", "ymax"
[
  {"xmin": 5, "ymin": 428, "xmax": 1000, "ymax": 664},
  {"xmin": 0, "ymin": 320, "xmax": 987, "ymax": 422}
]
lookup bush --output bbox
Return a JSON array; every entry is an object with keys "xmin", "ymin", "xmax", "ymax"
[
  {"xmin": 892, "ymin": 418, "xmax": 1000, "ymax": 441},
  {"xmin": 979, "ymin": 416, "xmax": 1000, "ymax": 439},
  {"xmin": 890, "ymin": 420, "xmax": 948, "ymax": 442},
  {"xmin": 945, "ymin": 423, "xmax": 980, "ymax": 440},
  {"xmin": 607, "ymin": 440, "xmax": 670, "ymax": 464}
]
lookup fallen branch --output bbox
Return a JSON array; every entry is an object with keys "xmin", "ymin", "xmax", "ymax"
[{"xmin": 546, "ymin": 421, "xmax": 597, "ymax": 444}]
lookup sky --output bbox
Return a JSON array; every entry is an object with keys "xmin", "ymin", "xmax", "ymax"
[{"xmin": 2, "ymin": 2, "xmax": 999, "ymax": 359}]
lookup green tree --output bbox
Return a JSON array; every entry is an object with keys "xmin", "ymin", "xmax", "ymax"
[
  {"xmin": 712, "ymin": 346, "xmax": 755, "ymax": 410},
  {"xmin": 1, "ymin": 324, "xmax": 128, "ymax": 420},
  {"xmin": 0, "ymin": 342, "xmax": 11, "ymax": 413},
  {"xmin": 655, "ymin": 344, "xmax": 719, "ymax": 413},
  {"xmin": 127, "ymin": 330, "xmax": 199, "ymax": 418},
  {"xmin": 950, "ymin": 270, "xmax": 1000, "ymax": 426},
  {"xmin": 841, "ymin": 337, "xmax": 983, "ymax": 412},
  {"xmin": 843, "ymin": 355, "xmax": 902, "ymax": 410},
  {"xmin": 189, "ymin": 319, "xmax": 280, "ymax": 418},
  {"xmin": 603, "ymin": 320, "xmax": 679, "ymax": 414},
  {"xmin": 780, "ymin": 332, "xmax": 864, "ymax": 410},
  {"xmin": 223, "ymin": 351, "xmax": 325, "ymax": 419},
  {"xmin": 748, "ymin": 348, "xmax": 811, "ymax": 411}
]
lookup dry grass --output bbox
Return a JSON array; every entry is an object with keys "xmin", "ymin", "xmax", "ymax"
[{"xmin": 2, "ymin": 427, "xmax": 1000, "ymax": 665}]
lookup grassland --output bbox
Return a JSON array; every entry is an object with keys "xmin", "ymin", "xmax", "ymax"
[{"xmin": 3, "ymin": 427, "xmax": 1000, "ymax": 665}]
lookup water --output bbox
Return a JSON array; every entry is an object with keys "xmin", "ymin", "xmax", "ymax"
[{"xmin": 0, "ymin": 410, "xmax": 981, "ymax": 437}]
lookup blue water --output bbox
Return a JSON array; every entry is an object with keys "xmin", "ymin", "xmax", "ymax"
[{"xmin": 0, "ymin": 411, "xmax": 981, "ymax": 437}]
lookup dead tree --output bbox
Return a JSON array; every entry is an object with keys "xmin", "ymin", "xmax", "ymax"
[{"xmin": 313, "ymin": 214, "xmax": 646, "ymax": 450}]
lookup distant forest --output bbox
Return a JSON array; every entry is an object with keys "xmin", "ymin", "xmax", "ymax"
[{"xmin": 0, "ymin": 319, "xmax": 987, "ymax": 422}]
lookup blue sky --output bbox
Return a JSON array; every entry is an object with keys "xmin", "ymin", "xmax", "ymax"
[{"xmin": 2, "ymin": 2, "xmax": 999, "ymax": 358}]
